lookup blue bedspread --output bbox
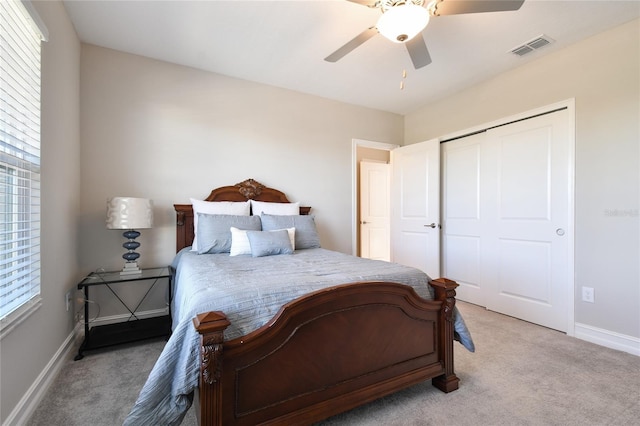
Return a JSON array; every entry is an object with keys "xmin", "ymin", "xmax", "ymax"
[{"xmin": 124, "ymin": 248, "xmax": 474, "ymax": 425}]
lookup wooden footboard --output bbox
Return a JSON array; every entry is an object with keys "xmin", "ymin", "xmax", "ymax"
[{"xmin": 193, "ymin": 278, "xmax": 459, "ymax": 425}]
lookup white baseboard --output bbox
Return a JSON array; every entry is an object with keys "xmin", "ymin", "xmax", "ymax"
[
  {"xmin": 89, "ymin": 307, "xmax": 169, "ymax": 326},
  {"xmin": 575, "ymin": 322, "xmax": 640, "ymax": 356},
  {"xmin": 2, "ymin": 323, "xmax": 81, "ymax": 426}
]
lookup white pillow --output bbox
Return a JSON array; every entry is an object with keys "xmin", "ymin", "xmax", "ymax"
[
  {"xmin": 282, "ymin": 227, "xmax": 296, "ymax": 250},
  {"xmin": 191, "ymin": 199, "xmax": 250, "ymax": 251},
  {"xmin": 229, "ymin": 227, "xmax": 252, "ymax": 256},
  {"xmin": 250, "ymin": 200, "xmax": 299, "ymax": 216},
  {"xmin": 230, "ymin": 226, "xmax": 295, "ymax": 256}
]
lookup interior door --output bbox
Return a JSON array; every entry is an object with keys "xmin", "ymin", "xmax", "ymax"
[
  {"xmin": 390, "ymin": 139, "xmax": 441, "ymax": 279},
  {"xmin": 359, "ymin": 161, "xmax": 390, "ymax": 261}
]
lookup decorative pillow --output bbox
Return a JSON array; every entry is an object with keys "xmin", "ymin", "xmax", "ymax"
[
  {"xmin": 246, "ymin": 229, "xmax": 294, "ymax": 257},
  {"xmin": 231, "ymin": 227, "xmax": 295, "ymax": 256},
  {"xmin": 196, "ymin": 214, "xmax": 261, "ymax": 254},
  {"xmin": 260, "ymin": 214, "xmax": 321, "ymax": 249},
  {"xmin": 229, "ymin": 227, "xmax": 252, "ymax": 256},
  {"xmin": 281, "ymin": 227, "xmax": 296, "ymax": 250},
  {"xmin": 250, "ymin": 200, "xmax": 299, "ymax": 216},
  {"xmin": 190, "ymin": 199, "xmax": 250, "ymax": 251}
]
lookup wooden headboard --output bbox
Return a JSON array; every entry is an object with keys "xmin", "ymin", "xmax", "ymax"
[{"xmin": 174, "ymin": 178, "xmax": 310, "ymax": 252}]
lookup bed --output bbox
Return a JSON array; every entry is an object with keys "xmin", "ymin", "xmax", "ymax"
[{"xmin": 124, "ymin": 179, "xmax": 473, "ymax": 426}]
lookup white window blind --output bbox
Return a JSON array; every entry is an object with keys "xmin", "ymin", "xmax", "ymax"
[{"xmin": 0, "ymin": 0, "xmax": 45, "ymax": 322}]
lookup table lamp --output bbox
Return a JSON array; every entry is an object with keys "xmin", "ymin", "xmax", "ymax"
[{"xmin": 106, "ymin": 197, "xmax": 154, "ymax": 275}]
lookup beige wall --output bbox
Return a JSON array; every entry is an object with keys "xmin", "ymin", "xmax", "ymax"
[
  {"xmin": 78, "ymin": 44, "xmax": 404, "ymax": 273},
  {"xmin": 0, "ymin": 1, "xmax": 81, "ymax": 423},
  {"xmin": 405, "ymin": 19, "xmax": 640, "ymax": 339}
]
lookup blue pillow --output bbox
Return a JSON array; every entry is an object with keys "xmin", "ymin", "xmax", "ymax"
[
  {"xmin": 260, "ymin": 214, "xmax": 321, "ymax": 249},
  {"xmin": 246, "ymin": 229, "xmax": 293, "ymax": 257},
  {"xmin": 197, "ymin": 214, "xmax": 262, "ymax": 254}
]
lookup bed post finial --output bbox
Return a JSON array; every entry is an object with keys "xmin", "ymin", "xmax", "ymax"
[
  {"xmin": 194, "ymin": 311, "xmax": 230, "ymax": 384},
  {"xmin": 235, "ymin": 178, "xmax": 265, "ymax": 199},
  {"xmin": 193, "ymin": 311, "xmax": 230, "ymax": 425}
]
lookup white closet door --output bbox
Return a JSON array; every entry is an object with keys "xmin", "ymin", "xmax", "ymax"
[
  {"xmin": 442, "ymin": 108, "xmax": 572, "ymax": 332},
  {"xmin": 442, "ymin": 132, "xmax": 486, "ymax": 306},
  {"xmin": 483, "ymin": 110, "xmax": 571, "ymax": 332}
]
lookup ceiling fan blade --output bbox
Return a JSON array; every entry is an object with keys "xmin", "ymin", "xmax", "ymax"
[
  {"xmin": 346, "ymin": 0, "xmax": 379, "ymax": 7},
  {"xmin": 431, "ymin": 0, "xmax": 525, "ymax": 16},
  {"xmin": 405, "ymin": 35, "xmax": 432, "ymax": 69},
  {"xmin": 325, "ymin": 27, "xmax": 378, "ymax": 63}
]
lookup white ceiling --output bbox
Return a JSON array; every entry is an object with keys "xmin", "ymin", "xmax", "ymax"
[{"xmin": 62, "ymin": 0, "xmax": 640, "ymax": 115}]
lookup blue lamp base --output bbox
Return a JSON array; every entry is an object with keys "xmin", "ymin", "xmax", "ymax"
[{"xmin": 120, "ymin": 230, "xmax": 143, "ymax": 275}]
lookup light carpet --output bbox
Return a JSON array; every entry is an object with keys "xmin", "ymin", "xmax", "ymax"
[{"xmin": 28, "ymin": 302, "xmax": 640, "ymax": 425}]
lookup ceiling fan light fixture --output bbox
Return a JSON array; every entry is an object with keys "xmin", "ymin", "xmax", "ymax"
[{"xmin": 377, "ymin": 3, "xmax": 429, "ymax": 43}]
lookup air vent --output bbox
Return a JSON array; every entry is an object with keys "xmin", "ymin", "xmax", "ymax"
[{"xmin": 510, "ymin": 34, "xmax": 554, "ymax": 57}]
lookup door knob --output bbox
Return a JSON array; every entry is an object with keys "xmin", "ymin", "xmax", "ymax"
[
  {"xmin": 425, "ymin": 223, "xmax": 437, "ymax": 229},
  {"xmin": 556, "ymin": 228, "xmax": 565, "ymax": 236},
  {"xmin": 361, "ymin": 221, "xmax": 368, "ymax": 225}
]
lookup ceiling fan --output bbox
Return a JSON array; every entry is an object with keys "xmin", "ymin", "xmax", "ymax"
[{"xmin": 325, "ymin": 0, "xmax": 525, "ymax": 69}]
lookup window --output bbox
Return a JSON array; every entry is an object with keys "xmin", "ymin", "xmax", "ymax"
[{"xmin": 0, "ymin": 0, "xmax": 47, "ymax": 329}]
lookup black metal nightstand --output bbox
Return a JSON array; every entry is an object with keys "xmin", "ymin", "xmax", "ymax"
[{"xmin": 74, "ymin": 267, "xmax": 172, "ymax": 360}]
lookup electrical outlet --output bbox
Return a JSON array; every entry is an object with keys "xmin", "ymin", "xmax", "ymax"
[
  {"xmin": 65, "ymin": 290, "xmax": 72, "ymax": 311},
  {"xmin": 582, "ymin": 286, "xmax": 595, "ymax": 303}
]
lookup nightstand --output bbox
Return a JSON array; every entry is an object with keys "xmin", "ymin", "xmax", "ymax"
[{"xmin": 74, "ymin": 267, "xmax": 172, "ymax": 360}]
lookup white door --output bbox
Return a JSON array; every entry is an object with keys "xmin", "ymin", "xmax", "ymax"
[
  {"xmin": 442, "ymin": 109, "xmax": 571, "ymax": 332},
  {"xmin": 484, "ymin": 110, "xmax": 570, "ymax": 332},
  {"xmin": 360, "ymin": 161, "xmax": 390, "ymax": 261},
  {"xmin": 442, "ymin": 132, "xmax": 486, "ymax": 306},
  {"xmin": 390, "ymin": 139, "xmax": 441, "ymax": 279}
]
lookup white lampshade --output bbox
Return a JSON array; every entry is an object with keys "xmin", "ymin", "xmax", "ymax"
[
  {"xmin": 106, "ymin": 197, "xmax": 154, "ymax": 230},
  {"xmin": 377, "ymin": 3, "xmax": 430, "ymax": 43}
]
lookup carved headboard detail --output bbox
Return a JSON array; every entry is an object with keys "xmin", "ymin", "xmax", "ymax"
[{"xmin": 174, "ymin": 179, "xmax": 311, "ymax": 252}]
